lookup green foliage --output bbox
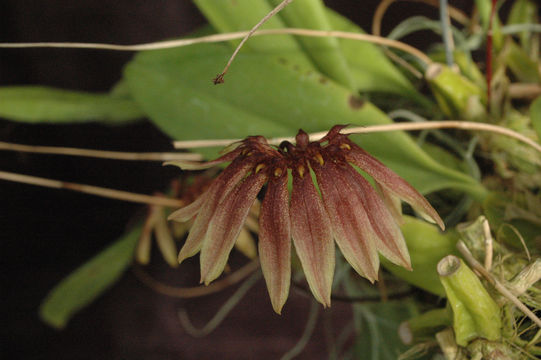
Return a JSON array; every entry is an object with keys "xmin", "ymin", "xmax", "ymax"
[
  {"xmin": 383, "ymin": 216, "xmax": 459, "ymax": 296},
  {"xmin": 0, "ymin": 86, "xmax": 144, "ymax": 124},
  {"xmin": 268, "ymin": 0, "xmax": 356, "ymax": 90},
  {"xmin": 124, "ymin": 40, "xmax": 485, "ymax": 198},
  {"xmin": 531, "ymin": 96, "xmax": 541, "ymax": 140},
  {"xmin": 351, "ymin": 301, "xmax": 417, "ymax": 359},
  {"xmin": 325, "ymin": 10, "xmax": 430, "ymax": 105},
  {"xmin": 39, "ymin": 225, "xmax": 141, "ymax": 329},
  {"xmin": 193, "ymin": 0, "xmax": 313, "ymax": 69}
]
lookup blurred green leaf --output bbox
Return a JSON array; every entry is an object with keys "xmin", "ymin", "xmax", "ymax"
[
  {"xmin": 508, "ymin": 0, "xmax": 538, "ymax": 51},
  {"xmin": 426, "ymin": 64, "xmax": 486, "ymax": 120},
  {"xmin": 268, "ymin": 0, "xmax": 355, "ymax": 90},
  {"xmin": 531, "ymin": 96, "xmax": 541, "ymax": 140},
  {"xmin": 0, "ymin": 86, "xmax": 144, "ymax": 124},
  {"xmin": 124, "ymin": 41, "xmax": 486, "ymax": 198},
  {"xmin": 192, "ymin": 0, "xmax": 314, "ymax": 69},
  {"xmin": 352, "ymin": 302, "xmax": 415, "ymax": 360},
  {"xmin": 483, "ymin": 192, "xmax": 541, "ymax": 252},
  {"xmin": 39, "ymin": 225, "xmax": 141, "ymax": 329},
  {"xmin": 343, "ymin": 273, "xmax": 417, "ymax": 360},
  {"xmin": 474, "ymin": 0, "xmax": 503, "ymax": 49},
  {"xmin": 325, "ymin": 9, "xmax": 431, "ymax": 106},
  {"xmin": 383, "ymin": 216, "xmax": 459, "ymax": 296},
  {"xmin": 504, "ymin": 41, "xmax": 541, "ymax": 83}
]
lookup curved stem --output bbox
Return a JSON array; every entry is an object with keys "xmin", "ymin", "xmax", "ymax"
[
  {"xmin": 132, "ymin": 259, "xmax": 260, "ymax": 298},
  {"xmin": 173, "ymin": 121, "xmax": 541, "ymax": 156},
  {"xmin": 177, "ymin": 270, "xmax": 262, "ymax": 337},
  {"xmin": 0, "ymin": 28, "xmax": 432, "ymax": 66},
  {"xmin": 280, "ymin": 299, "xmax": 320, "ymax": 360}
]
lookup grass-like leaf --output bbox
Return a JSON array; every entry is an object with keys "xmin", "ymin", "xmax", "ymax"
[
  {"xmin": 0, "ymin": 86, "xmax": 144, "ymax": 124},
  {"xmin": 39, "ymin": 225, "xmax": 141, "ymax": 329}
]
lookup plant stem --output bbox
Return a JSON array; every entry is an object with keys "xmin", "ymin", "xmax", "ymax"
[
  {"xmin": 0, "ymin": 170, "xmax": 183, "ymax": 207},
  {"xmin": 213, "ymin": 0, "xmax": 294, "ymax": 84},
  {"xmin": 0, "ymin": 141, "xmax": 202, "ymax": 161},
  {"xmin": 173, "ymin": 121, "xmax": 541, "ymax": 156},
  {"xmin": 0, "ymin": 28, "xmax": 432, "ymax": 66}
]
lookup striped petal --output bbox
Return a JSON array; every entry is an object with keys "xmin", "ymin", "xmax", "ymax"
[
  {"xmin": 290, "ymin": 162, "xmax": 335, "ymax": 307},
  {"xmin": 167, "ymin": 192, "xmax": 207, "ymax": 222},
  {"xmin": 345, "ymin": 141, "xmax": 445, "ymax": 230},
  {"xmin": 312, "ymin": 159, "xmax": 379, "ymax": 282},
  {"xmin": 341, "ymin": 164, "xmax": 411, "ymax": 269},
  {"xmin": 375, "ymin": 182, "xmax": 404, "ymax": 226},
  {"xmin": 200, "ymin": 171, "xmax": 267, "ymax": 284},
  {"xmin": 177, "ymin": 159, "xmax": 256, "ymax": 263},
  {"xmin": 259, "ymin": 169, "xmax": 291, "ymax": 314}
]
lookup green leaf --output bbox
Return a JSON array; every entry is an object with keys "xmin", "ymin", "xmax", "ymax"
[
  {"xmin": 325, "ymin": 9, "xmax": 432, "ymax": 106},
  {"xmin": 508, "ymin": 0, "xmax": 538, "ymax": 51},
  {"xmin": 192, "ymin": 0, "xmax": 314, "ymax": 69},
  {"xmin": 352, "ymin": 303, "xmax": 415, "ymax": 360},
  {"xmin": 531, "ymin": 96, "xmax": 541, "ymax": 140},
  {"xmin": 124, "ymin": 41, "xmax": 486, "ymax": 198},
  {"xmin": 426, "ymin": 64, "xmax": 486, "ymax": 119},
  {"xmin": 505, "ymin": 41, "xmax": 541, "ymax": 83},
  {"xmin": 0, "ymin": 86, "xmax": 144, "ymax": 124},
  {"xmin": 39, "ymin": 225, "xmax": 141, "ymax": 329},
  {"xmin": 268, "ymin": 0, "xmax": 356, "ymax": 90},
  {"xmin": 383, "ymin": 216, "xmax": 459, "ymax": 296}
]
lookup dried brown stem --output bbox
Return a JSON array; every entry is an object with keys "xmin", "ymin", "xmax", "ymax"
[
  {"xmin": 0, "ymin": 28, "xmax": 432, "ymax": 66},
  {"xmin": 173, "ymin": 121, "xmax": 541, "ymax": 156},
  {"xmin": 0, "ymin": 141, "xmax": 202, "ymax": 161},
  {"xmin": 0, "ymin": 170, "xmax": 183, "ymax": 207},
  {"xmin": 214, "ymin": 0, "xmax": 294, "ymax": 84}
]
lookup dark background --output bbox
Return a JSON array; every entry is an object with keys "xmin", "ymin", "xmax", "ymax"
[{"xmin": 1, "ymin": 1, "xmax": 468, "ymax": 359}]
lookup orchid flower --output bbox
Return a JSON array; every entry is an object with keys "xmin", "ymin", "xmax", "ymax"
[{"xmin": 168, "ymin": 126, "xmax": 444, "ymax": 313}]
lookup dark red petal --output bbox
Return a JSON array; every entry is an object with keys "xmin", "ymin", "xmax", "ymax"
[
  {"xmin": 200, "ymin": 171, "xmax": 267, "ymax": 284},
  {"xmin": 177, "ymin": 158, "xmax": 256, "ymax": 263},
  {"xmin": 290, "ymin": 164, "xmax": 335, "ymax": 307},
  {"xmin": 312, "ymin": 160, "xmax": 380, "ymax": 282},
  {"xmin": 259, "ymin": 171, "xmax": 291, "ymax": 314},
  {"xmin": 341, "ymin": 164, "xmax": 411, "ymax": 270},
  {"xmin": 345, "ymin": 141, "xmax": 445, "ymax": 230}
]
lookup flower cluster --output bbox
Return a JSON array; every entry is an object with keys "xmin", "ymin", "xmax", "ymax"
[{"xmin": 169, "ymin": 126, "xmax": 444, "ymax": 313}]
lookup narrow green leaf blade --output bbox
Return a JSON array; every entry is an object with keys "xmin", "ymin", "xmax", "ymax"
[
  {"xmin": 268, "ymin": 0, "xmax": 356, "ymax": 90},
  {"xmin": 0, "ymin": 86, "xmax": 144, "ymax": 124},
  {"xmin": 531, "ymin": 96, "xmax": 541, "ymax": 140},
  {"xmin": 39, "ymin": 225, "xmax": 141, "ymax": 329},
  {"xmin": 325, "ymin": 9, "xmax": 431, "ymax": 106},
  {"xmin": 193, "ymin": 0, "xmax": 314, "ymax": 69}
]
